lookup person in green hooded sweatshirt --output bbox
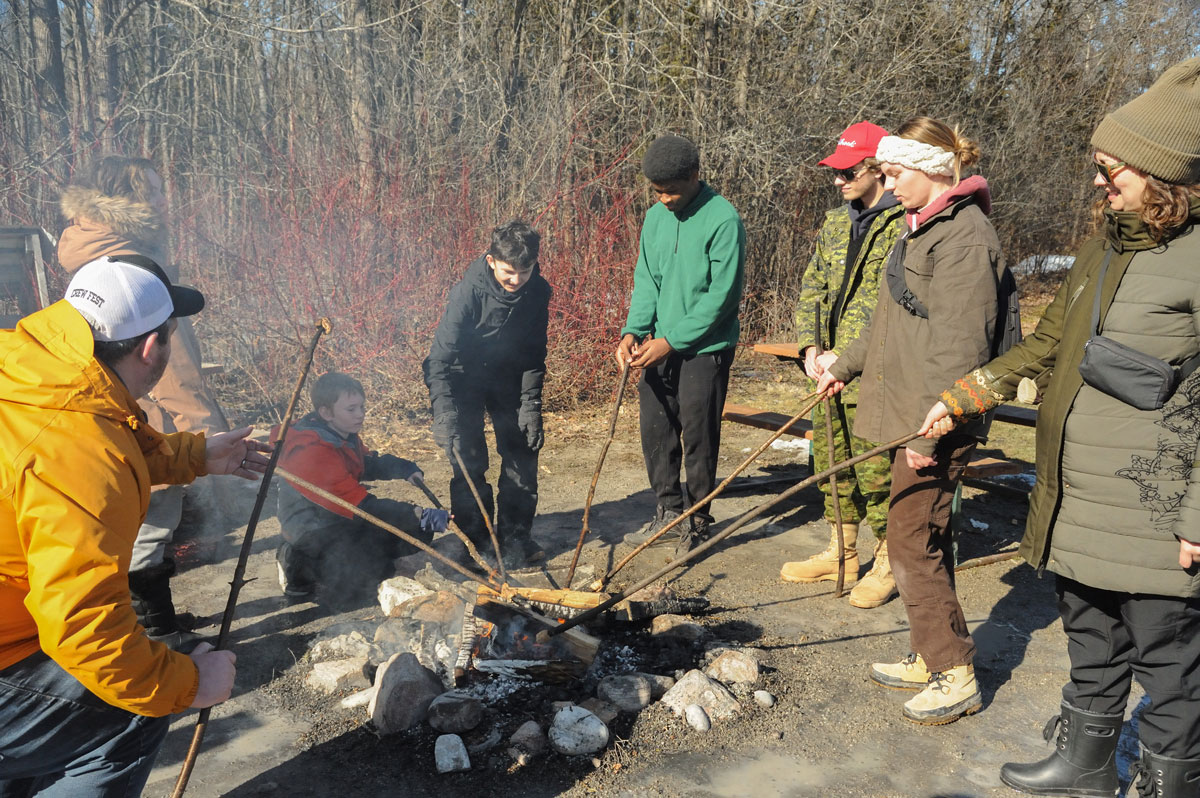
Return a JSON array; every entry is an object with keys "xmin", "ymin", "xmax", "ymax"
[
  {"xmin": 780, "ymin": 121, "xmax": 905, "ymax": 610},
  {"xmin": 921, "ymin": 57, "xmax": 1200, "ymax": 796},
  {"xmin": 615, "ymin": 134, "xmax": 746, "ymax": 558}
]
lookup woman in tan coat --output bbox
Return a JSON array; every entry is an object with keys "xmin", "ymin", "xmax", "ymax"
[
  {"xmin": 818, "ymin": 117, "xmax": 1010, "ymax": 725},
  {"xmin": 58, "ymin": 156, "xmax": 227, "ymax": 649}
]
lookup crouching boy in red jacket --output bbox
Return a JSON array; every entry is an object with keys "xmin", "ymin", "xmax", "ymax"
[{"xmin": 275, "ymin": 372, "xmax": 449, "ymax": 606}]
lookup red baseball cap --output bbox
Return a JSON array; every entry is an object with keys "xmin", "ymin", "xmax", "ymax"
[{"xmin": 817, "ymin": 121, "xmax": 890, "ymax": 169}]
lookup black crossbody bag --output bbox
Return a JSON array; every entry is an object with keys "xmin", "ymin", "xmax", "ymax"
[{"xmin": 1077, "ymin": 248, "xmax": 1200, "ymax": 411}]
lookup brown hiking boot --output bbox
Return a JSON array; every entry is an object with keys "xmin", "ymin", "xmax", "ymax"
[
  {"xmin": 849, "ymin": 539, "xmax": 898, "ymax": 608},
  {"xmin": 780, "ymin": 522, "xmax": 858, "ymax": 583}
]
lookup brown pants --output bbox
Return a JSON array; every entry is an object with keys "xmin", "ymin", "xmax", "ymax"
[{"xmin": 887, "ymin": 435, "xmax": 976, "ymax": 673}]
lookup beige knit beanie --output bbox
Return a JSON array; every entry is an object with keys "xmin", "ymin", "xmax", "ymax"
[{"xmin": 1091, "ymin": 56, "xmax": 1200, "ymax": 184}]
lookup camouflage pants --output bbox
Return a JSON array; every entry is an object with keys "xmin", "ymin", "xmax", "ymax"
[{"xmin": 810, "ymin": 400, "xmax": 890, "ymax": 540}]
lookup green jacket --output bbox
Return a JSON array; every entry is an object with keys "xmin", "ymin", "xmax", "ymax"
[
  {"xmin": 942, "ymin": 201, "xmax": 1200, "ymax": 597},
  {"xmin": 795, "ymin": 196, "xmax": 904, "ymax": 404},
  {"xmin": 621, "ymin": 183, "xmax": 746, "ymax": 355}
]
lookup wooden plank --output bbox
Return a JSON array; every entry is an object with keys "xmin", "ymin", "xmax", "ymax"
[
  {"xmin": 963, "ymin": 456, "xmax": 1024, "ymax": 479},
  {"xmin": 993, "ymin": 404, "xmax": 1037, "ymax": 427},
  {"xmin": 721, "ymin": 402, "xmax": 813, "ymax": 439},
  {"xmin": 752, "ymin": 342, "xmax": 802, "ymax": 360}
]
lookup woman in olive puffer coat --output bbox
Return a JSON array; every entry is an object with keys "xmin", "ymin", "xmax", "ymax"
[{"xmin": 922, "ymin": 57, "xmax": 1200, "ymax": 798}]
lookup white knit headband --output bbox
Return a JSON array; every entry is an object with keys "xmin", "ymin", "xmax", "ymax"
[{"xmin": 875, "ymin": 135, "xmax": 956, "ymax": 177}]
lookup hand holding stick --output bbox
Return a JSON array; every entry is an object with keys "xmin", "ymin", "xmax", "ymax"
[
  {"xmin": 409, "ymin": 473, "xmax": 497, "ymax": 581},
  {"xmin": 566, "ymin": 361, "xmax": 631, "ymax": 588}
]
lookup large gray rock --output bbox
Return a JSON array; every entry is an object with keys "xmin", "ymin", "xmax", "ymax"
[
  {"xmin": 508, "ymin": 720, "xmax": 546, "ymax": 766},
  {"xmin": 660, "ymin": 669, "xmax": 741, "ymax": 721},
  {"xmin": 597, "ymin": 673, "xmax": 654, "ymax": 712},
  {"xmin": 369, "ymin": 653, "xmax": 443, "ymax": 735},
  {"xmin": 639, "ymin": 672, "xmax": 676, "ymax": 698},
  {"xmin": 427, "ymin": 691, "xmax": 484, "ymax": 734},
  {"xmin": 309, "ymin": 631, "xmax": 373, "ymax": 663},
  {"xmin": 704, "ymin": 650, "xmax": 761, "ymax": 685},
  {"xmin": 548, "ymin": 705, "xmax": 609, "ymax": 755},
  {"xmin": 434, "ymin": 734, "xmax": 471, "ymax": 773},
  {"xmin": 378, "ymin": 576, "xmax": 433, "ymax": 616},
  {"xmin": 305, "ymin": 658, "xmax": 370, "ymax": 694}
]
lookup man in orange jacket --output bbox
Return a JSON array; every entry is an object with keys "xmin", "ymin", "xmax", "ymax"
[{"xmin": 0, "ymin": 256, "xmax": 268, "ymax": 796}]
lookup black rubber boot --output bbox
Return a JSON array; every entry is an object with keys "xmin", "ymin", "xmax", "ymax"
[
  {"xmin": 998, "ymin": 701, "xmax": 1122, "ymax": 797},
  {"xmin": 1130, "ymin": 745, "xmax": 1200, "ymax": 798},
  {"xmin": 129, "ymin": 559, "xmax": 202, "ymax": 652}
]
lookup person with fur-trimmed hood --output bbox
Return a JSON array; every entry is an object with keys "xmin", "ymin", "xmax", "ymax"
[{"xmin": 57, "ymin": 156, "xmax": 228, "ymax": 650}]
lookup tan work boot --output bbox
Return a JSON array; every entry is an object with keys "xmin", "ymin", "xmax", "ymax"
[
  {"xmin": 902, "ymin": 664, "xmax": 981, "ymax": 725},
  {"xmin": 780, "ymin": 522, "xmax": 859, "ymax": 583},
  {"xmin": 849, "ymin": 539, "xmax": 898, "ymax": 608},
  {"xmin": 869, "ymin": 652, "xmax": 930, "ymax": 690}
]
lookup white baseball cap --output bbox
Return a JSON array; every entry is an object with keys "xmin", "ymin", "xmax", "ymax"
[{"xmin": 64, "ymin": 256, "xmax": 205, "ymax": 342}]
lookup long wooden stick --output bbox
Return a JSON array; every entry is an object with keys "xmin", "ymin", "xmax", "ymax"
[
  {"xmin": 592, "ymin": 389, "xmax": 823, "ymax": 592},
  {"xmin": 823, "ymin": 397, "xmax": 847, "ymax": 597},
  {"xmin": 172, "ymin": 318, "xmax": 331, "ymax": 798},
  {"xmin": 545, "ymin": 430, "xmax": 922, "ymax": 640},
  {"xmin": 566, "ymin": 361, "xmax": 631, "ymax": 588},
  {"xmin": 451, "ymin": 446, "xmax": 507, "ymax": 583},
  {"xmin": 275, "ymin": 468, "xmax": 502, "ymax": 589},
  {"xmin": 410, "ymin": 473, "xmax": 495, "ymax": 578}
]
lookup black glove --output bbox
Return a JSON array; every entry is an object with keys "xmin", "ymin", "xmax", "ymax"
[
  {"xmin": 432, "ymin": 412, "xmax": 458, "ymax": 450},
  {"xmin": 518, "ymin": 401, "xmax": 543, "ymax": 452},
  {"xmin": 420, "ymin": 508, "xmax": 451, "ymax": 534}
]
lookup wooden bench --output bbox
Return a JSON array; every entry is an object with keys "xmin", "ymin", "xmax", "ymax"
[{"xmin": 721, "ymin": 403, "xmax": 813, "ymax": 439}]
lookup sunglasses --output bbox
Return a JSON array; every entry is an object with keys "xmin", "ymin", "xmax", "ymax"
[
  {"xmin": 832, "ymin": 165, "xmax": 866, "ymax": 182},
  {"xmin": 1093, "ymin": 158, "xmax": 1128, "ymax": 187}
]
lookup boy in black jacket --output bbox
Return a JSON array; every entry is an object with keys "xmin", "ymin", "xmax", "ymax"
[{"xmin": 423, "ymin": 221, "xmax": 550, "ymax": 570}]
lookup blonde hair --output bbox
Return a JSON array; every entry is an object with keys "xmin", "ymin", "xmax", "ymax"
[
  {"xmin": 74, "ymin": 156, "xmax": 161, "ymax": 206},
  {"xmin": 895, "ymin": 117, "xmax": 980, "ymax": 184}
]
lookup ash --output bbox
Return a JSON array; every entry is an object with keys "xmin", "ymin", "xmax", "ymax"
[
  {"xmin": 462, "ymin": 674, "xmax": 530, "ymax": 703},
  {"xmin": 586, "ymin": 644, "xmax": 640, "ymax": 683}
]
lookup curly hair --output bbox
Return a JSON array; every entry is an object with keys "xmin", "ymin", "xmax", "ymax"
[{"xmin": 1092, "ymin": 174, "xmax": 1200, "ymax": 243}]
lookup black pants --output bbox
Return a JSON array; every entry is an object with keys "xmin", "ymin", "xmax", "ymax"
[
  {"xmin": 638, "ymin": 348, "xmax": 734, "ymax": 520},
  {"xmin": 447, "ymin": 378, "xmax": 538, "ymax": 548},
  {"xmin": 1057, "ymin": 575, "xmax": 1200, "ymax": 758},
  {"xmin": 280, "ymin": 511, "xmax": 428, "ymax": 602}
]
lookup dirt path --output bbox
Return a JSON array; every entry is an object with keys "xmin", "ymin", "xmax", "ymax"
[{"xmin": 145, "ymin": 363, "xmax": 1146, "ymax": 798}]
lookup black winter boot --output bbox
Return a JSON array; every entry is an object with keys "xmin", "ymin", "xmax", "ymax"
[
  {"xmin": 1130, "ymin": 745, "xmax": 1200, "ymax": 798},
  {"xmin": 998, "ymin": 701, "xmax": 1122, "ymax": 797},
  {"xmin": 128, "ymin": 559, "xmax": 202, "ymax": 652}
]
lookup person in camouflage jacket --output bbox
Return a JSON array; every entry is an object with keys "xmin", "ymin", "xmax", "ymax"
[{"xmin": 781, "ymin": 122, "xmax": 905, "ymax": 610}]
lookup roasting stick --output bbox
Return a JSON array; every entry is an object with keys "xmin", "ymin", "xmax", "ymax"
[
  {"xmin": 542, "ymin": 430, "xmax": 924, "ymax": 642},
  {"xmin": 592, "ymin": 389, "xmax": 824, "ymax": 592},
  {"xmin": 172, "ymin": 319, "xmax": 331, "ymax": 798},
  {"xmin": 822, "ymin": 396, "xmax": 848, "ymax": 597},
  {"xmin": 410, "ymin": 473, "xmax": 496, "ymax": 580},
  {"xmin": 566, "ymin": 361, "xmax": 631, "ymax": 588},
  {"xmin": 451, "ymin": 447, "xmax": 507, "ymax": 583},
  {"xmin": 275, "ymin": 468, "xmax": 503, "ymax": 589}
]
